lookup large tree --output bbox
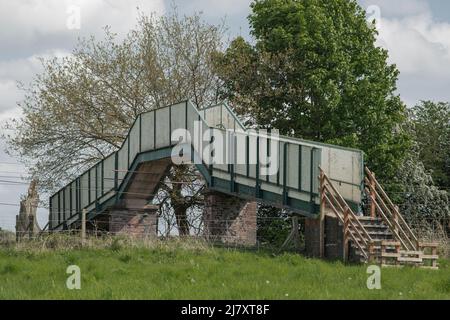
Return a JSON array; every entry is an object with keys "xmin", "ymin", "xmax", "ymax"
[
  {"xmin": 4, "ymin": 12, "xmax": 225, "ymax": 235},
  {"xmin": 215, "ymin": 0, "xmax": 410, "ymax": 180}
]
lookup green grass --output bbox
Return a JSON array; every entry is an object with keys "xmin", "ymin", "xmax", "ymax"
[{"xmin": 0, "ymin": 243, "xmax": 449, "ymax": 300}]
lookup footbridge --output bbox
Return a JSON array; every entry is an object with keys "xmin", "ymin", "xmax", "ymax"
[
  {"xmin": 48, "ymin": 100, "xmax": 435, "ymax": 267},
  {"xmin": 49, "ymin": 100, "xmax": 364, "ymax": 231}
]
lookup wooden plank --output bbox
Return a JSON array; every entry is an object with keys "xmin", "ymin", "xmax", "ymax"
[
  {"xmin": 397, "ymin": 257, "xmax": 423, "ymax": 263},
  {"xmin": 399, "ymin": 251, "xmax": 423, "ymax": 256},
  {"xmin": 381, "ymin": 252, "xmax": 400, "ymax": 258},
  {"xmin": 381, "ymin": 241, "xmax": 401, "ymax": 247},
  {"xmin": 419, "ymin": 242, "xmax": 439, "ymax": 248},
  {"xmin": 421, "ymin": 255, "xmax": 439, "ymax": 260}
]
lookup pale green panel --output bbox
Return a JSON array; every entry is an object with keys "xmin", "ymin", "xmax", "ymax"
[
  {"xmin": 235, "ymin": 164, "xmax": 246, "ymax": 176},
  {"xmin": 301, "ymin": 146, "xmax": 312, "ymax": 192},
  {"xmin": 234, "ymin": 131, "xmax": 247, "ymax": 176},
  {"xmin": 170, "ymin": 102, "xmax": 186, "ymax": 132},
  {"xmin": 277, "ymin": 142, "xmax": 285, "ymax": 186},
  {"xmin": 103, "ymin": 154, "xmax": 115, "ymax": 192},
  {"xmin": 71, "ymin": 182, "xmax": 77, "ymax": 216},
  {"xmin": 90, "ymin": 167, "xmax": 96, "ymax": 202},
  {"xmin": 187, "ymin": 104, "xmax": 200, "ymax": 153},
  {"xmin": 141, "ymin": 111, "xmax": 155, "ymax": 152},
  {"xmin": 96, "ymin": 165, "xmax": 102, "ymax": 198},
  {"xmin": 64, "ymin": 187, "xmax": 70, "ymax": 220},
  {"xmin": 312, "ymin": 148, "xmax": 321, "ymax": 194},
  {"xmin": 204, "ymin": 107, "xmax": 213, "ymax": 125},
  {"xmin": 287, "ymin": 144, "xmax": 300, "ymax": 188},
  {"xmin": 352, "ymin": 152, "xmax": 362, "ymax": 183},
  {"xmin": 248, "ymin": 135, "xmax": 257, "ymax": 178},
  {"xmin": 203, "ymin": 105, "xmax": 222, "ymax": 128},
  {"xmin": 221, "ymin": 106, "xmax": 233, "ymax": 130},
  {"xmin": 268, "ymin": 140, "xmax": 280, "ymax": 184},
  {"xmin": 129, "ymin": 117, "xmax": 140, "ymax": 165},
  {"xmin": 80, "ymin": 173, "xmax": 89, "ymax": 208},
  {"xmin": 118, "ymin": 141, "xmax": 128, "ymax": 182},
  {"xmin": 352, "ymin": 153, "xmax": 363, "ymax": 203},
  {"xmin": 326, "ymin": 148, "xmax": 355, "ymax": 183},
  {"xmin": 155, "ymin": 107, "xmax": 170, "ymax": 149}
]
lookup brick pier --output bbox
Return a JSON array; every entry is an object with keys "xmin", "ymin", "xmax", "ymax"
[{"xmin": 203, "ymin": 191, "xmax": 257, "ymax": 246}]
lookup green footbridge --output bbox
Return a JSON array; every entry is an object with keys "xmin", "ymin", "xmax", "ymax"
[{"xmin": 49, "ymin": 100, "xmax": 364, "ymax": 231}]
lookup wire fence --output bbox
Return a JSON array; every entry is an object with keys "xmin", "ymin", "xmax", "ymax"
[{"xmin": 2, "ymin": 215, "xmax": 449, "ymax": 258}]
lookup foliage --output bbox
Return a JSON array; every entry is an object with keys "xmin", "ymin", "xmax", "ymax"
[
  {"xmin": 2, "ymin": 11, "xmax": 226, "ymax": 234},
  {"xmin": 392, "ymin": 149, "xmax": 449, "ymax": 225},
  {"xmin": 214, "ymin": 0, "xmax": 410, "ymax": 180},
  {"xmin": 257, "ymin": 205, "xmax": 291, "ymax": 248},
  {"xmin": 409, "ymin": 101, "xmax": 450, "ymax": 190},
  {"xmin": 3, "ymin": 11, "xmax": 225, "ymax": 193}
]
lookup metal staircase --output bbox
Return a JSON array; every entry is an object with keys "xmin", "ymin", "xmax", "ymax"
[{"xmin": 320, "ymin": 167, "xmax": 439, "ymax": 269}]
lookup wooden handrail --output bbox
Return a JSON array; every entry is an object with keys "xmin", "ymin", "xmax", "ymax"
[
  {"xmin": 322, "ymin": 181, "xmax": 372, "ymax": 243},
  {"xmin": 365, "ymin": 167, "xmax": 418, "ymax": 244},
  {"xmin": 364, "ymin": 167, "xmax": 419, "ymax": 250},
  {"xmin": 364, "ymin": 182, "xmax": 416, "ymax": 250},
  {"xmin": 365, "ymin": 187, "xmax": 410, "ymax": 250},
  {"xmin": 320, "ymin": 168, "xmax": 371, "ymax": 259},
  {"xmin": 324, "ymin": 190, "xmax": 370, "ymax": 248}
]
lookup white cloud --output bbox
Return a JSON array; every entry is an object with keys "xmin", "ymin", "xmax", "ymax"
[
  {"xmin": 177, "ymin": 0, "xmax": 251, "ymax": 17},
  {"xmin": 360, "ymin": 0, "xmax": 430, "ymax": 17},
  {"xmin": 0, "ymin": 0, "xmax": 165, "ymax": 58},
  {"xmin": 360, "ymin": 2, "xmax": 450, "ymax": 106}
]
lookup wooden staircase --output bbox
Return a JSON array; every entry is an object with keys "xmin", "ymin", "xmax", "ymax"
[{"xmin": 319, "ymin": 167, "xmax": 439, "ymax": 269}]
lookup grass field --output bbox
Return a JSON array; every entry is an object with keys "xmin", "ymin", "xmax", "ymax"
[{"xmin": 0, "ymin": 239, "xmax": 449, "ymax": 300}]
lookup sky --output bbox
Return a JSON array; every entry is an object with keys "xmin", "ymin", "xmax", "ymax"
[{"xmin": 1, "ymin": 0, "xmax": 450, "ymax": 230}]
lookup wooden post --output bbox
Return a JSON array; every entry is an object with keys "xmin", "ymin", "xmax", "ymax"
[
  {"xmin": 393, "ymin": 205, "xmax": 399, "ymax": 235},
  {"xmin": 319, "ymin": 170, "xmax": 325, "ymax": 258},
  {"xmin": 28, "ymin": 215, "xmax": 34, "ymax": 239},
  {"xmin": 81, "ymin": 208, "xmax": 87, "ymax": 246},
  {"xmin": 370, "ymin": 171, "xmax": 376, "ymax": 218},
  {"xmin": 432, "ymin": 246, "xmax": 438, "ymax": 269},
  {"xmin": 368, "ymin": 241, "xmax": 374, "ymax": 263},
  {"xmin": 395, "ymin": 242, "xmax": 401, "ymax": 266},
  {"xmin": 343, "ymin": 208, "xmax": 349, "ymax": 262},
  {"xmin": 15, "ymin": 215, "xmax": 19, "ymax": 243}
]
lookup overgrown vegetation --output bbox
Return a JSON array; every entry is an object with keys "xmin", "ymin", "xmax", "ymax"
[{"xmin": 0, "ymin": 237, "xmax": 448, "ymax": 300}]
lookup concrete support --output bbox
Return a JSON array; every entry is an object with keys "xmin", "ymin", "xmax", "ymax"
[
  {"xmin": 203, "ymin": 191, "xmax": 257, "ymax": 246},
  {"xmin": 108, "ymin": 199, "xmax": 158, "ymax": 238}
]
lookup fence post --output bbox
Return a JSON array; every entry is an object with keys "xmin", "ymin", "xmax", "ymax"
[
  {"xmin": 28, "ymin": 215, "xmax": 34, "ymax": 240},
  {"xmin": 343, "ymin": 208, "xmax": 349, "ymax": 262},
  {"xmin": 319, "ymin": 170, "xmax": 325, "ymax": 258},
  {"xmin": 81, "ymin": 208, "xmax": 86, "ymax": 246},
  {"xmin": 368, "ymin": 241, "xmax": 374, "ymax": 263}
]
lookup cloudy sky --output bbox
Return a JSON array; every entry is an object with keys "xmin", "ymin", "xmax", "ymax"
[{"xmin": 1, "ymin": 0, "xmax": 450, "ymax": 230}]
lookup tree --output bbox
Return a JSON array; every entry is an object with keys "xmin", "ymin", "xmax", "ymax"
[
  {"xmin": 409, "ymin": 101, "xmax": 450, "ymax": 190},
  {"xmin": 3, "ymin": 11, "xmax": 226, "ymax": 235},
  {"xmin": 392, "ymin": 149, "xmax": 449, "ymax": 235},
  {"xmin": 214, "ymin": 0, "xmax": 410, "ymax": 180}
]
